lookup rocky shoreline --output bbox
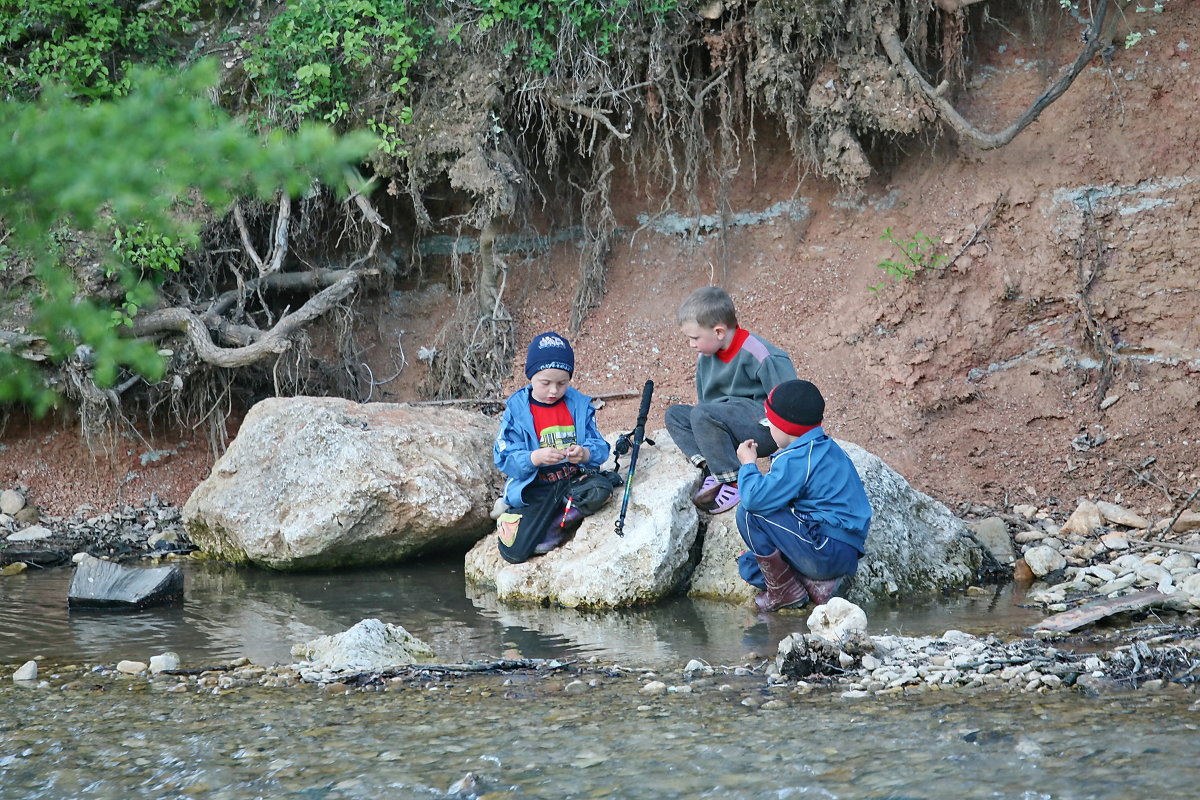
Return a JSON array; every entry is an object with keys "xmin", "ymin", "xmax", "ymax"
[
  {"xmin": 0, "ymin": 486, "xmax": 195, "ymax": 573},
  {"xmin": 6, "ymin": 620, "xmax": 1199, "ymax": 708},
  {"xmin": 4, "ymin": 483, "xmax": 1200, "ymax": 702}
]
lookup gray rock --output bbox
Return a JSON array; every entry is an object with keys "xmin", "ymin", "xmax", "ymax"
[
  {"xmin": 12, "ymin": 660, "xmax": 37, "ymax": 682},
  {"xmin": 842, "ymin": 441, "xmax": 994, "ymax": 601},
  {"xmin": 292, "ymin": 618, "xmax": 434, "ymax": 671},
  {"xmin": 7, "ymin": 525, "xmax": 52, "ymax": 543},
  {"xmin": 465, "ymin": 430, "xmax": 699, "ymax": 608},
  {"xmin": 68, "ymin": 554, "xmax": 184, "ymax": 609},
  {"xmin": 184, "ymin": 397, "xmax": 500, "ymax": 570},
  {"xmin": 968, "ymin": 517, "xmax": 1015, "ymax": 564}
]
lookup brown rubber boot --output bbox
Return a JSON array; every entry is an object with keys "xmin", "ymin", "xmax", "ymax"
[
  {"xmin": 753, "ymin": 550, "xmax": 810, "ymax": 612},
  {"xmin": 798, "ymin": 574, "xmax": 845, "ymax": 606}
]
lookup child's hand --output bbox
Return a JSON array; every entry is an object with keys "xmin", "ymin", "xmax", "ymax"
[
  {"xmin": 564, "ymin": 444, "xmax": 590, "ymax": 464},
  {"xmin": 531, "ymin": 447, "xmax": 568, "ymax": 466},
  {"xmin": 736, "ymin": 439, "xmax": 759, "ymax": 464}
]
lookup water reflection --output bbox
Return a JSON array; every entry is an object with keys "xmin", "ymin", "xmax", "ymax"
[{"xmin": 2, "ymin": 557, "xmax": 1048, "ymax": 669}]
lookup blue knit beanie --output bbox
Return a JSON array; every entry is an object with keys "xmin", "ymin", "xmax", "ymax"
[{"xmin": 524, "ymin": 331, "xmax": 574, "ymax": 379}]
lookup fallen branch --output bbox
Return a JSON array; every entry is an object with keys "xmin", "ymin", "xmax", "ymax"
[
  {"xmin": 0, "ymin": 330, "xmax": 50, "ymax": 361},
  {"xmin": 133, "ymin": 272, "xmax": 366, "ymax": 368},
  {"xmin": 1128, "ymin": 538, "xmax": 1200, "ymax": 557},
  {"xmin": 877, "ymin": 0, "xmax": 1112, "ymax": 150},
  {"xmin": 1034, "ymin": 588, "xmax": 1167, "ymax": 633},
  {"xmin": 547, "ymin": 95, "xmax": 630, "ymax": 139},
  {"xmin": 945, "ymin": 191, "xmax": 1007, "ymax": 269}
]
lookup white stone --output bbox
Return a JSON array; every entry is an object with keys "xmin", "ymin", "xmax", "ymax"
[
  {"xmin": 1162, "ymin": 554, "xmax": 1197, "ymax": 571},
  {"xmin": 7, "ymin": 525, "xmax": 52, "ymax": 542},
  {"xmin": 1012, "ymin": 504, "xmax": 1038, "ymax": 519},
  {"xmin": 1024, "ymin": 545, "xmax": 1067, "ymax": 576},
  {"xmin": 640, "ymin": 680, "xmax": 667, "ymax": 695},
  {"xmin": 292, "ymin": 618, "xmax": 434, "ymax": 671},
  {"xmin": 0, "ymin": 489, "xmax": 25, "ymax": 516},
  {"xmin": 149, "ymin": 652, "xmax": 180, "ymax": 674},
  {"xmin": 1060, "ymin": 501, "xmax": 1103, "ymax": 535},
  {"xmin": 1099, "ymin": 532, "xmax": 1129, "ymax": 550},
  {"xmin": 1136, "ymin": 562, "xmax": 1173, "ymax": 587},
  {"xmin": 807, "ymin": 598, "xmax": 868, "ymax": 640},
  {"xmin": 116, "ymin": 660, "xmax": 147, "ymax": 674},
  {"xmin": 1095, "ymin": 501, "xmax": 1149, "ymax": 529},
  {"xmin": 13, "ymin": 660, "xmax": 37, "ymax": 681}
]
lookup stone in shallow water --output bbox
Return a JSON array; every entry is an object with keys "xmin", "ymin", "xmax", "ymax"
[
  {"xmin": 12, "ymin": 660, "xmax": 37, "ymax": 681},
  {"xmin": 68, "ymin": 554, "xmax": 184, "ymax": 609}
]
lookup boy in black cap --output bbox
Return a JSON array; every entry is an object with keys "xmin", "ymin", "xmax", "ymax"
[
  {"xmin": 733, "ymin": 379, "xmax": 872, "ymax": 611},
  {"xmin": 493, "ymin": 332, "xmax": 611, "ymax": 558}
]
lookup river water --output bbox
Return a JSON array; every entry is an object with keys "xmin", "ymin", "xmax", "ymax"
[{"xmin": 3, "ymin": 559, "xmax": 1198, "ymax": 798}]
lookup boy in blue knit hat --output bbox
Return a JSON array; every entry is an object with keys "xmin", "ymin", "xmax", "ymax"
[{"xmin": 493, "ymin": 332, "xmax": 610, "ymax": 558}]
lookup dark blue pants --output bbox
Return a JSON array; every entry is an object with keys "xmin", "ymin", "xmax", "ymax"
[{"xmin": 736, "ymin": 505, "xmax": 860, "ymax": 589}]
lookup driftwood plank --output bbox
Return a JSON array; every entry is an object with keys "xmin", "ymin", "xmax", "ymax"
[{"xmin": 1034, "ymin": 588, "xmax": 1168, "ymax": 633}]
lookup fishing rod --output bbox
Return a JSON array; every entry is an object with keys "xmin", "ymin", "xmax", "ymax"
[{"xmin": 613, "ymin": 379, "xmax": 654, "ymax": 536}]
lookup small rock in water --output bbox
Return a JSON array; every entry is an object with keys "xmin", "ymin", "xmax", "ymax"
[
  {"xmin": 13, "ymin": 661, "xmax": 37, "ymax": 681},
  {"xmin": 447, "ymin": 771, "xmax": 478, "ymax": 796},
  {"xmin": 149, "ymin": 652, "xmax": 180, "ymax": 674},
  {"xmin": 116, "ymin": 660, "xmax": 147, "ymax": 674}
]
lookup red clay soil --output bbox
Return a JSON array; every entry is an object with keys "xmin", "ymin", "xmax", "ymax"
[{"xmin": 3, "ymin": 8, "xmax": 1198, "ymax": 524}]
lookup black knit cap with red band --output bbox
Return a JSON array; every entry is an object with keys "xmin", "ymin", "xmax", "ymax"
[{"xmin": 764, "ymin": 379, "xmax": 825, "ymax": 436}]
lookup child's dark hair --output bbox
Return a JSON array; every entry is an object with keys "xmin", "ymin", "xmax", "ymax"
[{"xmin": 676, "ymin": 286, "xmax": 738, "ymax": 328}]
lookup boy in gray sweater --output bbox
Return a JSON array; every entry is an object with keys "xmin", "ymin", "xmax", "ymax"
[{"xmin": 665, "ymin": 286, "xmax": 796, "ymax": 514}]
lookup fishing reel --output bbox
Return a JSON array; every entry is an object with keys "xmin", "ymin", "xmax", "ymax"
[{"xmin": 614, "ymin": 430, "xmax": 654, "ymax": 458}]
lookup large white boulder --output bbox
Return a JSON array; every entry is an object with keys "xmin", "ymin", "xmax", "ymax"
[
  {"xmin": 464, "ymin": 430, "xmax": 698, "ymax": 608},
  {"xmin": 184, "ymin": 397, "xmax": 498, "ymax": 570}
]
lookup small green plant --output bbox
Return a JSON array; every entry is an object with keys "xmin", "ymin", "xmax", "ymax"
[
  {"xmin": 869, "ymin": 228, "xmax": 948, "ymax": 292},
  {"xmin": 1057, "ymin": 0, "xmax": 1168, "ymax": 49},
  {"xmin": 477, "ymin": 0, "xmax": 677, "ymax": 74},
  {"xmin": 107, "ymin": 223, "xmax": 192, "ymax": 327}
]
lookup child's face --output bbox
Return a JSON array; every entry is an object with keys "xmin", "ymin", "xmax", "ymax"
[
  {"xmin": 529, "ymin": 368, "xmax": 571, "ymax": 403},
  {"xmin": 679, "ymin": 320, "xmax": 728, "ymax": 356},
  {"xmin": 767, "ymin": 420, "xmax": 796, "ymax": 451}
]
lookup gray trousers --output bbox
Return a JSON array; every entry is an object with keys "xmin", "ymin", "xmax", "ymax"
[{"xmin": 664, "ymin": 397, "xmax": 778, "ymax": 483}]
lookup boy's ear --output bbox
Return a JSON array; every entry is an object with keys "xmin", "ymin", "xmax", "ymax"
[{"xmin": 712, "ymin": 323, "xmax": 729, "ymax": 339}]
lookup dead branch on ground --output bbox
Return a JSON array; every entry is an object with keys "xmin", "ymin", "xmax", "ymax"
[{"xmin": 945, "ymin": 191, "xmax": 1007, "ymax": 269}]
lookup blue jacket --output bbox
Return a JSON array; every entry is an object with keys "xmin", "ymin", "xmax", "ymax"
[
  {"xmin": 737, "ymin": 427, "xmax": 872, "ymax": 554},
  {"xmin": 493, "ymin": 385, "xmax": 611, "ymax": 508}
]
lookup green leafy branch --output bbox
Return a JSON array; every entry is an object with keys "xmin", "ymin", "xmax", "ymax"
[
  {"xmin": 0, "ymin": 60, "xmax": 375, "ymax": 413},
  {"xmin": 869, "ymin": 228, "xmax": 948, "ymax": 292}
]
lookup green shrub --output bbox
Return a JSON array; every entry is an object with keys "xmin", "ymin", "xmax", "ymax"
[{"xmin": 0, "ymin": 0, "xmax": 208, "ymax": 100}]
